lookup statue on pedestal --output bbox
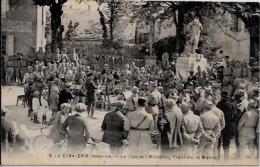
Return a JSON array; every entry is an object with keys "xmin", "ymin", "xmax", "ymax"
[{"xmin": 184, "ymin": 18, "xmax": 203, "ymax": 55}]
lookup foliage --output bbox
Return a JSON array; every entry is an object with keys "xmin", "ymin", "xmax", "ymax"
[
  {"xmin": 96, "ymin": 0, "xmax": 108, "ymax": 43},
  {"xmin": 33, "ymin": 0, "xmax": 68, "ymax": 51}
]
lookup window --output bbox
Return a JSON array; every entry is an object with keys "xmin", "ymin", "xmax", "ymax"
[
  {"xmin": 1, "ymin": 35, "xmax": 7, "ymax": 55},
  {"xmin": 230, "ymin": 14, "xmax": 242, "ymax": 32}
]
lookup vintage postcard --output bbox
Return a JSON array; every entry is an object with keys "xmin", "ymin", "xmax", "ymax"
[{"xmin": 1, "ymin": 0, "xmax": 259, "ymax": 166}]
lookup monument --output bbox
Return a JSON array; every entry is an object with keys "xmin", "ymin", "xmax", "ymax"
[{"xmin": 176, "ymin": 18, "xmax": 208, "ymax": 79}]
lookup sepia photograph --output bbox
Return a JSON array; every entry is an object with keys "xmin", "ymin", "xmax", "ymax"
[{"xmin": 1, "ymin": 0, "xmax": 260, "ymax": 166}]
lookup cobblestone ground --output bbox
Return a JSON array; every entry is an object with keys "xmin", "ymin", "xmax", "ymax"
[{"xmin": 1, "ymin": 86, "xmax": 259, "ymax": 165}]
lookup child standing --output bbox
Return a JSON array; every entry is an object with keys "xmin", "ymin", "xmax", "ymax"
[{"xmin": 32, "ymin": 91, "xmax": 41, "ymax": 123}]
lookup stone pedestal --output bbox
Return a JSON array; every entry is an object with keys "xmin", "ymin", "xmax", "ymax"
[
  {"xmin": 145, "ymin": 56, "xmax": 157, "ymax": 65},
  {"xmin": 176, "ymin": 53, "xmax": 208, "ymax": 79}
]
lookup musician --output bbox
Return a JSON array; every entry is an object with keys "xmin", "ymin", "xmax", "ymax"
[
  {"xmin": 102, "ymin": 67, "xmax": 114, "ymax": 111},
  {"xmin": 85, "ymin": 73, "xmax": 98, "ymax": 119},
  {"xmin": 58, "ymin": 82, "xmax": 74, "ymax": 111}
]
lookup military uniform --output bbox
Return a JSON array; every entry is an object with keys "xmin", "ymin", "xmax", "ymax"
[
  {"xmin": 238, "ymin": 108, "xmax": 259, "ymax": 158},
  {"xmin": 233, "ymin": 97, "xmax": 248, "ymax": 158},
  {"xmin": 223, "ymin": 65, "xmax": 233, "ymax": 84},
  {"xmin": 127, "ymin": 107, "xmax": 154, "ymax": 154},
  {"xmin": 124, "ymin": 95, "xmax": 138, "ymax": 113},
  {"xmin": 232, "ymin": 66, "xmax": 243, "ymax": 87},
  {"xmin": 242, "ymin": 65, "xmax": 252, "ymax": 80},
  {"xmin": 101, "ymin": 101, "xmax": 129, "ymax": 155},
  {"xmin": 147, "ymin": 89, "xmax": 162, "ymax": 123},
  {"xmin": 211, "ymin": 106, "xmax": 225, "ymax": 158},
  {"xmin": 221, "ymin": 84, "xmax": 234, "ymax": 97},
  {"xmin": 197, "ymin": 110, "xmax": 221, "ymax": 158},
  {"xmin": 181, "ymin": 110, "xmax": 203, "ymax": 157},
  {"xmin": 216, "ymin": 97, "xmax": 235, "ymax": 159}
]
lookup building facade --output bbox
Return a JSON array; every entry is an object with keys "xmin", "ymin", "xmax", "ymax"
[{"xmin": 1, "ymin": 0, "xmax": 47, "ymax": 58}]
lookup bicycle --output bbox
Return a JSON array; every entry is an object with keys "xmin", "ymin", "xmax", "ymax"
[
  {"xmin": 48, "ymin": 136, "xmax": 102, "ymax": 155},
  {"xmin": 32, "ymin": 125, "xmax": 102, "ymax": 156}
]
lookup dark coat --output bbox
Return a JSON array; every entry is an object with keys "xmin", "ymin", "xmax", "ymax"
[{"xmin": 101, "ymin": 111, "xmax": 128, "ymax": 146}]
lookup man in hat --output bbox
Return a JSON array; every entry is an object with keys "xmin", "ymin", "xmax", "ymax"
[
  {"xmin": 211, "ymin": 96, "xmax": 225, "ymax": 159},
  {"xmin": 223, "ymin": 56, "xmax": 233, "ymax": 84},
  {"xmin": 197, "ymin": 96, "xmax": 221, "ymax": 158},
  {"xmin": 23, "ymin": 66, "xmax": 35, "ymax": 84},
  {"xmin": 241, "ymin": 61, "xmax": 252, "ymax": 80},
  {"xmin": 101, "ymin": 100, "xmax": 129, "ymax": 155},
  {"xmin": 62, "ymin": 103, "xmax": 90, "ymax": 153},
  {"xmin": 238, "ymin": 98, "xmax": 259, "ymax": 158},
  {"xmin": 233, "ymin": 89, "xmax": 248, "ymax": 158},
  {"xmin": 147, "ymin": 81, "xmax": 162, "ymax": 124},
  {"xmin": 160, "ymin": 99, "xmax": 183, "ymax": 155},
  {"xmin": 232, "ymin": 61, "xmax": 243, "ymax": 87},
  {"xmin": 85, "ymin": 73, "xmax": 98, "ymax": 119},
  {"xmin": 221, "ymin": 79, "xmax": 234, "ymax": 98},
  {"xmin": 216, "ymin": 91, "xmax": 235, "ymax": 160},
  {"xmin": 58, "ymin": 82, "xmax": 74, "ymax": 111},
  {"xmin": 181, "ymin": 101, "xmax": 203, "ymax": 157},
  {"xmin": 127, "ymin": 97, "xmax": 154, "ymax": 155}
]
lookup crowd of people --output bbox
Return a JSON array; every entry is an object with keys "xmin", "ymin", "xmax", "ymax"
[{"xmin": 1, "ymin": 47, "xmax": 259, "ymax": 160}]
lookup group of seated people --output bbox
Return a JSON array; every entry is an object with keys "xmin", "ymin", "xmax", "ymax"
[{"xmin": 2, "ymin": 50, "xmax": 259, "ymax": 160}]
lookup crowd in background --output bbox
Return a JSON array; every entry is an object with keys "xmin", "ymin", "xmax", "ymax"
[{"xmin": 1, "ymin": 46, "xmax": 259, "ymax": 160}]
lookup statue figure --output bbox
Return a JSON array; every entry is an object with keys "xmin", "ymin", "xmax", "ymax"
[
  {"xmin": 162, "ymin": 52, "xmax": 170, "ymax": 70},
  {"xmin": 184, "ymin": 18, "xmax": 203, "ymax": 54},
  {"xmin": 72, "ymin": 48, "xmax": 79, "ymax": 63}
]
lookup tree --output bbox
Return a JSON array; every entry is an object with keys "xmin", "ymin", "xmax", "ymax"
[
  {"xmin": 131, "ymin": 1, "xmax": 166, "ymax": 56},
  {"xmin": 65, "ymin": 20, "xmax": 79, "ymax": 41},
  {"xmin": 132, "ymin": 1, "xmax": 220, "ymax": 55},
  {"xmin": 105, "ymin": 0, "xmax": 124, "ymax": 43},
  {"xmin": 220, "ymin": 2, "xmax": 260, "ymax": 61},
  {"xmin": 96, "ymin": 0, "xmax": 108, "ymax": 43},
  {"xmin": 33, "ymin": 0, "xmax": 68, "ymax": 52}
]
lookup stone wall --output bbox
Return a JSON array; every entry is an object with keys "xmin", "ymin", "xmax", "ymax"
[{"xmin": 204, "ymin": 14, "xmax": 250, "ymax": 61}]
